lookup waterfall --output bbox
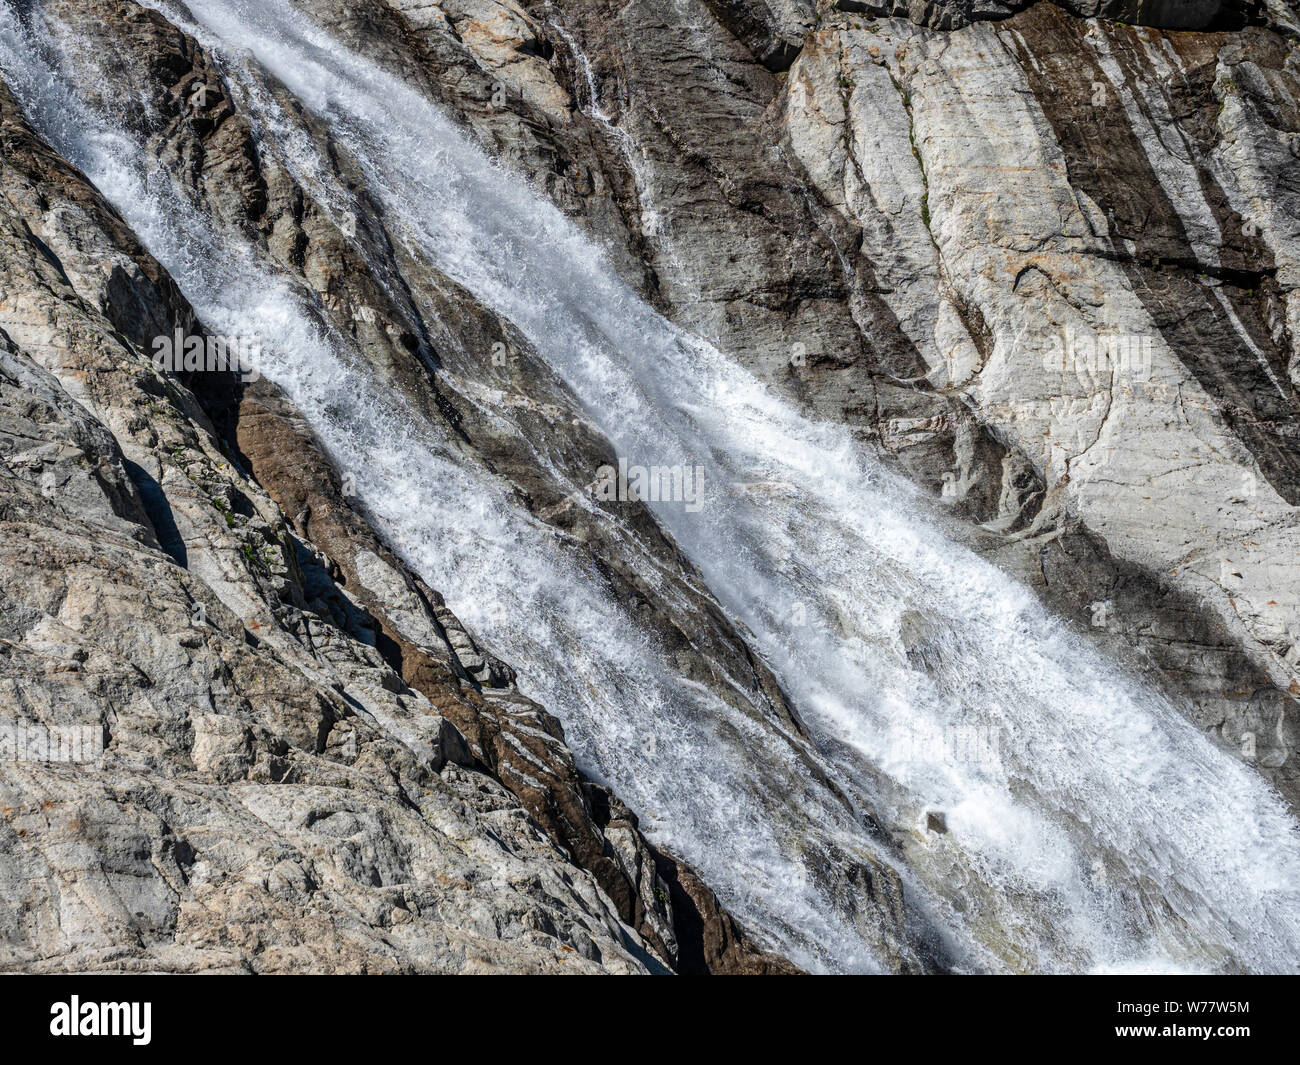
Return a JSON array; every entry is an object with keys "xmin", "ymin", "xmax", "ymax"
[{"xmin": 3, "ymin": 0, "xmax": 1298, "ymax": 973}]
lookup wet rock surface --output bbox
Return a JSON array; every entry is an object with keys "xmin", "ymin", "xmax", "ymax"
[
  {"xmin": 1, "ymin": 0, "xmax": 1299, "ymax": 973},
  {"xmin": 0, "ymin": 43, "xmax": 789, "ymax": 972}
]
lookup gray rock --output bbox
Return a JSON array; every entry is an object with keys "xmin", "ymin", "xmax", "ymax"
[{"xmin": 3, "ymin": 0, "xmax": 1299, "ymax": 974}]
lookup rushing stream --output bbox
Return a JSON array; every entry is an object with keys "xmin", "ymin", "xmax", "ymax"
[{"xmin": 2, "ymin": 0, "xmax": 1298, "ymax": 972}]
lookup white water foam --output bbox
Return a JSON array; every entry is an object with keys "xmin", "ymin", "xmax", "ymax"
[{"xmin": 3, "ymin": 0, "xmax": 1298, "ymax": 972}]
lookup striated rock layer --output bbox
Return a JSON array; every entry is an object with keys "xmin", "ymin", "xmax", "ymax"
[
  {"xmin": 507, "ymin": 0, "xmax": 1300, "ymax": 804},
  {"xmin": 0, "ymin": 17, "xmax": 793, "ymax": 972}
]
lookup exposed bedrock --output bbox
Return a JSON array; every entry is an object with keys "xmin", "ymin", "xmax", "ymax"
[
  {"xmin": 1, "ymin": 0, "xmax": 1298, "ymax": 973},
  {"xmin": 0, "ymin": 17, "xmax": 800, "ymax": 970},
  {"xmin": 401, "ymin": 0, "xmax": 1300, "ymax": 805}
]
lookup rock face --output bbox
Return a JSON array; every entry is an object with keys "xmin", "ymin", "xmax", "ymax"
[
  {"xmin": 0, "ymin": 24, "xmax": 791, "ymax": 972},
  {"xmin": 0, "ymin": 82, "xmax": 647, "ymax": 974},
  {"xmin": 1, "ymin": 0, "xmax": 1299, "ymax": 974},
  {"xmin": 831, "ymin": 0, "xmax": 1261, "ymax": 32},
  {"xmin": 781, "ymin": 4, "xmax": 1300, "ymax": 801},
  {"xmin": 489, "ymin": 0, "xmax": 1300, "ymax": 800}
]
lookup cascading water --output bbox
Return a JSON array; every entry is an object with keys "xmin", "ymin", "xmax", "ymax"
[{"xmin": 3, "ymin": 0, "xmax": 1299, "ymax": 973}]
